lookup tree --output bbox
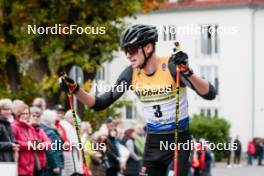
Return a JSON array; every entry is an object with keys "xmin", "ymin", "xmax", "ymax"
[{"xmin": 0, "ymin": 0, "xmax": 163, "ymax": 107}]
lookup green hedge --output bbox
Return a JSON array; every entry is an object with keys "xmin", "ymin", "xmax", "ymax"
[{"xmin": 190, "ymin": 115, "xmax": 230, "ymax": 161}]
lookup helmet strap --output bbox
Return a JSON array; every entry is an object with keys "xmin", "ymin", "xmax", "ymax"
[{"xmin": 140, "ymin": 44, "xmax": 155, "ymax": 69}]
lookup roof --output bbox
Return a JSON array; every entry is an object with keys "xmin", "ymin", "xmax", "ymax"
[{"xmin": 160, "ymin": 0, "xmax": 264, "ymax": 10}]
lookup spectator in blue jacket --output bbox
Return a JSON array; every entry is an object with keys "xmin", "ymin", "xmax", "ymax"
[{"xmin": 40, "ymin": 110, "xmax": 64, "ymax": 176}]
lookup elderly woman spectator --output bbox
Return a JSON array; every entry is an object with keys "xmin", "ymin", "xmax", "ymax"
[
  {"xmin": 30, "ymin": 107, "xmax": 51, "ymax": 176},
  {"xmin": 40, "ymin": 110, "xmax": 64, "ymax": 176},
  {"xmin": 0, "ymin": 99, "xmax": 19, "ymax": 162},
  {"xmin": 12, "ymin": 102, "xmax": 36, "ymax": 176},
  {"xmin": 60, "ymin": 110, "xmax": 83, "ymax": 176},
  {"xmin": 32, "ymin": 98, "xmax": 46, "ymax": 112}
]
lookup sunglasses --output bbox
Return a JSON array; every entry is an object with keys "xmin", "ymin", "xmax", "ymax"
[{"xmin": 125, "ymin": 46, "xmax": 140, "ymax": 56}]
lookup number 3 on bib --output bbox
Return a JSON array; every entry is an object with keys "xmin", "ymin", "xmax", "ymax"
[{"xmin": 153, "ymin": 105, "xmax": 163, "ymax": 118}]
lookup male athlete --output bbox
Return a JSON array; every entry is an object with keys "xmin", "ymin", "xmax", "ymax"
[{"xmin": 59, "ymin": 24, "xmax": 216, "ymax": 176}]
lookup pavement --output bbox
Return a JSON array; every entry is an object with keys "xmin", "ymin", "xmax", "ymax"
[{"xmin": 212, "ymin": 161, "xmax": 264, "ymax": 176}]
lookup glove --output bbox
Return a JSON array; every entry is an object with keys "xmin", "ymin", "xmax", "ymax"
[
  {"xmin": 59, "ymin": 75, "xmax": 79, "ymax": 94},
  {"xmin": 169, "ymin": 51, "xmax": 193, "ymax": 77}
]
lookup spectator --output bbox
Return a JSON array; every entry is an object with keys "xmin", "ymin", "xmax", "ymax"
[
  {"xmin": 12, "ymin": 102, "xmax": 36, "ymax": 176},
  {"xmin": 0, "ymin": 99, "xmax": 19, "ymax": 162},
  {"xmin": 103, "ymin": 128, "xmax": 120, "ymax": 176},
  {"xmin": 192, "ymin": 143, "xmax": 206, "ymax": 176},
  {"xmin": 204, "ymin": 144, "xmax": 212, "ymax": 176},
  {"xmin": 13, "ymin": 99, "xmax": 25, "ymax": 107},
  {"xmin": 32, "ymin": 98, "xmax": 46, "ymax": 111},
  {"xmin": 11, "ymin": 99, "xmax": 25, "ymax": 123},
  {"xmin": 122, "ymin": 128, "xmax": 141, "ymax": 176},
  {"xmin": 81, "ymin": 122, "xmax": 92, "ymax": 144},
  {"xmin": 60, "ymin": 110, "xmax": 83, "ymax": 176},
  {"xmin": 40, "ymin": 110, "xmax": 64, "ymax": 176},
  {"xmin": 257, "ymin": 141, "xmax": 264, "ymax": 166},
  {"xmin": 113, "ymin": 119, "xmax": 124, "ymax": 140},
  {"xmin": 53, "ymin": 104, "xmax": 68, "ymax": 143},
  {"xmin": 226, "ymin": 137, "xmax": 232, "ymax": 168},
  {"xmin": 81, "ymin": 121, "xmax": 94, "ymax": 166},
  {"xmin": 89, "ymin": 131, "xmax": 106, "ymax": 176},
  {"xmin": 134, "ymin": 125, "xmax": 145, "ymax": 157},
  {"xmin": 247, "ymin": 139, "xmax": 256, "ymax": 166},
  {"xmin": 233, "ymin": 136, "xmax": 242, "ymax": 167},
  {"xmin": 106, "ymin": 117, "xmax": 114, "ymax": 130},
  {"xmin": 30, "ymin": 107, "xmax": 51, "ymax": 176}
]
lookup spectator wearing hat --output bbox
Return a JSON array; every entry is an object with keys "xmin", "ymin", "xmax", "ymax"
[
  {"xmin": 0, "ymin": 98, "xmax": 18, "ymax": 162},
  {"xmin": 53, "ymin": 105, "xmax": 68, "ymax": 143}
]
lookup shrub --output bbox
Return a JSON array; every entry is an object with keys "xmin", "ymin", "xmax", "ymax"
[{"xmin": 190, "ymin": 115, "xmax": 231, "ymax": 161}]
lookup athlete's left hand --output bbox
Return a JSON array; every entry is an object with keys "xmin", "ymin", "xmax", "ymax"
[{"xmin": 169, "ymin": 51, "xmax": 193, "ymax": 77}]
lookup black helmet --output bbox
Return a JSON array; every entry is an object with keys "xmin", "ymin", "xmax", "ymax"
[{"xmin": 120, "ymin": 24, "xmax": 158, "ymax": 49}]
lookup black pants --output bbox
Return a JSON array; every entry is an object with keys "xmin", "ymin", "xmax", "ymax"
[
  {"xmin": 34, "ymin": 169, "xmax": 44, "ymax": 176},
  {"xmin": 226, "ymin": 152, "xmax": 231, "ymax": 165},
  {"xmin": 141, "ymin": 130, "xmax": 192, "ymax": 176},
  {"xmin": 234, "ymin": 153, "xmax": 241, "ymax": 164}
]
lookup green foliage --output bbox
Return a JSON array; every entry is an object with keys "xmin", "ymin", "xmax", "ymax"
[
  {"xmin": 0, "ymin": 74, "xmax": 41, "ymax": 104},
  {"xmin": 190, "ymin": 115, "xmax": 231, "ymax": 161},
  {"xmin": 0, "ymin": 0, "xmax": 163, "ymax": 105}
]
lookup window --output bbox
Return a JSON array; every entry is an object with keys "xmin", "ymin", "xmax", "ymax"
[
  {"xmin": 96, "ymin": 66, "xmax": 105, "ymax": 81},
  {"xmin": 200, "ymin": 108, "xmax": 219, "ymax": 117},
  {"xmin": 201, "ymin": 24, "xmax": 219, "ymax": 55},
  {"xmin": 214, "ymin": 109, "xmax": 218, "ymax": 117},
  {"xmin": 200, "ymin": 108, "xmax": 205, "ymax": 116},
  {"xmin": 162, "ymin": 25, "xmax": 177, "ymax": 41},
  {"xmin": 199, "ymin": 66, "xmax": 219, "ymax": 95},
  {"xmin": 206, "ymin": 109, "xmax": 211, "ymax": 117},
  {"xmin": 126, "ymin": 105, "xmax": 133, "ymax": 119}
]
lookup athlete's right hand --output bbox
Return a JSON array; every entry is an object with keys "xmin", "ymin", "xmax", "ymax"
[
  {"xmin": 59, "ymin": 74, "xmax": 79, "ymax": 94},
  {"xmin": 170, "ymin": 51, "xmax": 194, "ymax": 77}
]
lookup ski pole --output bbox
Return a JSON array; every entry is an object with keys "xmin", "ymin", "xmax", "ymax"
[
  {"xmin": 174, "ymin": 41, "xmax": 181, "ymax": 176},
  {"xmin": 68, "ymin": 93, "xmax": 89, "ymax": 175},
  {"xmin": 60, "ymin": 72, "xmax": 89, "ymax": 175}
]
